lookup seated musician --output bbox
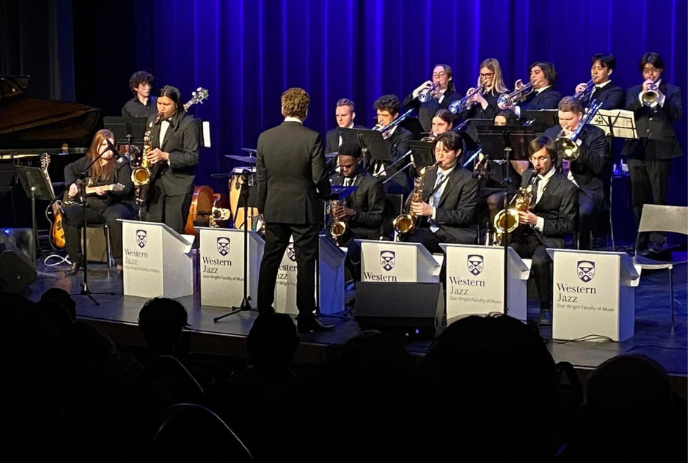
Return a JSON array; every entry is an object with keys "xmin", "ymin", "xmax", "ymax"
[
  {"xmin": 63, "ymin": 129, "xmax": 135, "ymax": 275},
  {"xmin": 325, "ymin": 98, "xmax": 366, "ymax": 154},
  {"xmin": 431, "ymin": 109, "xmax": 454, "ymax": 136},
  {"xmin": 509, "ymin": 136, "xmax": 578, "ymax": 325},
  {"xmin": 372, "ymin": 94, "xmax": 414, "ymax": 195},
  {"xmin": 403, "ymin": 132, "xmax": 479, "ymax": 253},
  {"xmin": 121, "ymin": 71, "xmax": 157, "ymax": 118},
  {"xmin": 574, "ymin": 53, "xmax": 625, "ymax": 110},
  {"xmin": 403, "ymin": 64, "xmax": 461, "ymax": 132},
  {"xmin": 330, "ymin": 143, "xmax": 385, "ymax": 280},
  {"xmin": 503, "ymin": 62, "xmax": 562, "ymax": 117},
  {"xmin": 460, "ymin": 58, "xmax": 510, "ymax": 121},
  {"xmin": 544, "ymin": 97, "xmax": 608, "ymax": 249}
]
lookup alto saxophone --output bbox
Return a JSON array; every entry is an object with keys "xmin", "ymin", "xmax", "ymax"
[{"xmin": 131, "ymin": 113, "xmax": 162, "ymax": 206}]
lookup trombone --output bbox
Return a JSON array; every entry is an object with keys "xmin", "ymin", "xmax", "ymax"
[
  {"xmin": 449, "ymin": 84, "xmax": 486, "ymax": 114},
  {"xmin": 373, "ymin": 108, "xmax": 414, "ymax": 134},
  {"xmin": 497, "ymin": 82, "xmax": 534, "ymax": 109},
  {"xmin": 554, "ymin": 99, "xmax": 604, "ymax": 161}
]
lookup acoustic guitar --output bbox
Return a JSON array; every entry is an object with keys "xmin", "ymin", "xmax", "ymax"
[{"xmin": 40, "ymin": 154, "xmax": 66, "ymax": 250}]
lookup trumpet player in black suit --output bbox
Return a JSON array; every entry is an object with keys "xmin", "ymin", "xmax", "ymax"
[
  {"xmin": 459, "ymin": 58, "xmax": 510, "ymax": 121},
  {"xmin": 144, "ymin": 85, "xmax": 200, "ymax": 233},
  {"xmin": 622, "ymin": 52, "xmax": 683, "ymax": 254},
  {"xmin": 403, "ymin": 64, "xmax": 462, "ymax": 132},
  {"xmin": 544, "ymin": 97, "xmax": 608, "ymax": 250},
  {"xmin": 402, "ymin": 132, "xmax": 479, "ymax": 254},
  {"xmin": 509, "ymin": 136, "xmax": 578, "ymax": 325},
  {"xmin": 329, "ymin": 143, "xmax": 385, "ymax": 280},
  {"xmin": 501, "ymin": 62, "xmax": 562, "ymax": 117},
  {"xmin": 573, "ymin": 53, "xmax": 625, "ymax": 110}
]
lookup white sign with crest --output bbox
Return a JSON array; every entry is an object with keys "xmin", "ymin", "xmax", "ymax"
[
  {"xmin": 198, "ymin": 228, "xmax": 264, "ymax": 308},
  {"xmin": 548, "ymin": 249, "xmax": 640, "ymax": 342},
  {"xmin": 359, "ymin": 240, "xmax": 441, "ymax": 283}
]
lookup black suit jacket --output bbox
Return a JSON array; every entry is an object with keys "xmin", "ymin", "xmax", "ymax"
[
  {"xmin": 517, "ymin": 87, "xmax": 562, "ymax": 112},
  {"xmin": 331, "ymin": 169, "xmax": 385, "ymax": 240},
  {"xmin": 147, "ymin": 113, "xmax": 200, "ymax": 196},
  {"xmin": 515, "ymin": 169, "xmax": 578, "ymax": 248},
  {"xmin": 403, "ymin": 90, "xmax": 462, "ymax": 132},
  {"xmin": 378, "ymin": 126, "xmax": 414, "ymax": 195},
  {"xmin": 419, "ymin": 166, "xmax": 479, "ymax": 244},
  {"xmin": 622, "ymin": 82, "xmax": 683, "ymax": 160},
  {"xmin": 543, "ymin": 124, "xmax": 609, "ymax": 195},
  {"xmin": 257, "ymin": 121, "xmax": 331, "ymax": 224},
  {"xmin": 325, "ymin": 124, "xmax": 367, "ymax": 154},
  {"xmin": 589, "ymin": 82, "xmax": 625, "ymax": 110}
]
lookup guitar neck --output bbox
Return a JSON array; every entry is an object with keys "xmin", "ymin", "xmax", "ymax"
[{"xmin": 85, "ymin": 184, "xmax": 120, "ymax": 195}]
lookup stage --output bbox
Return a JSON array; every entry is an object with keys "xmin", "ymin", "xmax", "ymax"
[{"xmin": 22, "ymin": 251, "xmax": 687, "ymax": 389}]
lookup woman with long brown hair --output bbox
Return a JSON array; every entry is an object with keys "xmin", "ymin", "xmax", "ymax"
[{"xmin": 63, "ymin": 129, "xmax": 135, "ymax": 275}]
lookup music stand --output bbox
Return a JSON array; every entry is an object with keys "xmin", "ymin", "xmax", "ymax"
[
  {"xmin": 400, "ymin": 116, "xmax": 425, "ymax": 140},
  {"xmin": 457, "ymin": 118, "xmax": 494, "ymax": 148},
  {"xmin": 476, "ymin": 125, "xmax": 535, "ymax": 316},
  {"xmin": 103, "ymin": 117, "xmax": 147, "ymax": 147},
  {"xmin": 340, "ymin": 128, "xmax": 393, "ymax": 172},
  {"xmin": 589, "ymin": 109, "xmax": 638, "ymax": 251},
  {"xmin": 523, "ymin": 109, "xmax": 558, "ymax": 134},
  {"xmin": 14, "ymin": 165, "xmax": 55, "ymax": 265},
  {"xmin": 0, "ymin": 164, "xmax": 14, "ymax": 203}
]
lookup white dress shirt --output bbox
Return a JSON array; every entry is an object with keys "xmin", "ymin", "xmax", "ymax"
[
  {"xmin": 534, "ymin": 166, "xmax": 556, "ymax": 232},
  {"xmin": 159, "ymin": 120, "xmax": 170, "ymax": 147},
  {"xmin": 430, "ymin": 164, "xmax": 455, "ymax": 220}
]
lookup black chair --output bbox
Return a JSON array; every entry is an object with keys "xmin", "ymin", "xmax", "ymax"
[{"xmin": 146, "ymin": 355, "xmax": 204, "ymax": 404}]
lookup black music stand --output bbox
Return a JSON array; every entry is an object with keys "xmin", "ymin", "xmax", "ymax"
[
  {"xmin": 476, "ymin": 125, "xmax": 535, "ymax": 316},
  {"xmin": 14, "ymin": 165, "xmax": 53, "ymax": 265},
  {"xmin": 340, "ymin": 127, "xmax": 393, "ymax": 172},
  {"xmin": 399, "ymin": 116, "xmax": 425, "ymax": 140},
  {"xmin": 522, "ymin": 109, "xmax": 558, "ymax": 134},
  {"xmin": 457, "ymin": 118, "xmax": 494, "ymax": 149},
  {"xmin": 214, "ymin": 170, "xmax": 258, "ymax": 322},
  {"xmin": 103, "ymin": 117, "xmax": 147, "ymax": 147}
]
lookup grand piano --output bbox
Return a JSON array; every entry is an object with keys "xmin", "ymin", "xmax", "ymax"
[{"xmin": 0, "ymin": 76, "xmax": 101, "ymax": 228}]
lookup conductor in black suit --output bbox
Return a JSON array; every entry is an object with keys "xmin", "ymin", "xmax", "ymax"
[
  {"xmin": 330, "ymin": 143, "xmax": 385, "ymax": 280},
  {"xmin": 371, "ymin": 94, "xmax": 414, "ymax": 195},
  {"xmin": 256, "ymin": 88, "xmax": 334, "ymax": 332},
  {"xmin": 403, "ymin": 64, "xmax": 462, "ymax": 133},
  {"xmin": 325, "ymin": 98, "xmax": 366, "ymax": 154},
  {"xmin": 144, "ymin": 85, "xmax": 200, "ymax": 234},
  {"xmin": 573, "ymin": 53, "xmax": 625, "ymax": 110},
  {"xmin": 510, "ymin": 136, "xmax": 578, "ymax": 325},
  {"xmin": 544, "ymin": 97, "xmax": 609, "ymax": 249},
  {"xmin": 503, "ymin": 62, "xmax": 562, "ymax": 118},
  {"xmin": 622, "ymin": 52, "xmax": 683, "ymax": 254},
  {"xmin": 404, "ymin": 132, "xmax": 479, "ymax": 253}
]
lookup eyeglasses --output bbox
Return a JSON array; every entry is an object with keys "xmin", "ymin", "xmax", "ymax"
[
  {"xmin": 642, "ymin": 67, "xmax": 661, "ymax": 74},
  {"xmin": 432, "ymin": 72, "xmax": 446, "ymax": 78},
  {"xmin": 479, "ymin": 72, "xmax": 495, "ymax": 78}
]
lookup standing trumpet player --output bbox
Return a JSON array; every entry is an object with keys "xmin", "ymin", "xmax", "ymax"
[
  {"xmin": 501, "ymin": 61, "xmax": 562, "ymax": 117},
  {"xmin": 459, "ymin": 58, "xmax": 509, "ymax": 121},
  {"xmin": 403, "ymin": 64, "xmax": 461, "ymax": 133},
  {"xmin": 622, "ymin": 52, "xmax": 683, "ymax": 255},
  {"xmin": 144, "ymin": 85, "xmax": 200, "ymax": 233},
  {"xmin": 573, "ymin": 53, "xmax": 624, "ymax": 110}
]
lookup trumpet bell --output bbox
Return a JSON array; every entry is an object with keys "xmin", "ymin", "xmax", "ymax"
[
  {"xmin": 131, "ymin": 167, "xmax": 150, "ymax": 186},
  {"xmin": 494, "ymin": 208, "xmax": 520, "ymax": 235},
  {"xmin": 555, "ymin": 137, "xmax": 580, "ymax": 160},
  {"xmin": 393, "ymin": 214, "xmax": 415, "ymax": 234},
  {"xmin": 642, "ymin": 89, "xmax": 659, "ymax": 106}
]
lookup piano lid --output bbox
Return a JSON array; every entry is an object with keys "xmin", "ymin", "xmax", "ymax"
[{"xmin": 0, "ymin": 76, "xmax": 101, "ymax": 150}]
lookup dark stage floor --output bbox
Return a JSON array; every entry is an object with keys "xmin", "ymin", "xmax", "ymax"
[{"xmin": 21, "ymin": 251, "xmax": 688, "ymax": 379}]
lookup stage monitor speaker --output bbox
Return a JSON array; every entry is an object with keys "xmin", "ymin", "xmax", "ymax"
[
  {"xmin": 355, "ymin": 282, "xmax": 445, "ymax": 339},
  {"xmin": 0, "ymin": 241, "xmax": 37, "ymax": 293}
]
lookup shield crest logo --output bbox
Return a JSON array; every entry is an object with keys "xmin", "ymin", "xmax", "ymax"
[
  {"xmin": 136, "ymin": 230, "xmax": 147, "ymax": 248},
  {"xmin": 467, "ymin": 254, "xmax": 484, "ymax": 276},
  {"xmin": 287, "ymin": 243, "xmax": 297, "ymax": 262},
  {"xmin": 216, "ymin": 237, "xmax": 230, "ymax": 256},
  {"xmin": 577, "ymin": 260, "xmax": 595, "ymax": 283},
  {"xmin": 380, "ymin": 250, "xmax": 396, "ymax": 272}
]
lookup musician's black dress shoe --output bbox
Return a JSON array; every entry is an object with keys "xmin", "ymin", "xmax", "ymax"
[
  {"xmin": 297, "ymin": 317, "xmax": 335, "ymax": 333},
  {"xmin": 66, "ymin": 260, "xmax": 83, "ymax": 276}
]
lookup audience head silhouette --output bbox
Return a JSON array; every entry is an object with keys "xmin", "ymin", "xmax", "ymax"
[
  {"xmin": 247, "ymin": 313, "xmax": 300, "ymax": 368},
  {"xmin": 138, "ymin": 298, "xmax": 189, "ymax": 355}
]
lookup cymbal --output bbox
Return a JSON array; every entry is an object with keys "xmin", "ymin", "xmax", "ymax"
[
  {"xmin": 241, "ymin": 147, "xmax": 257, "ymax": 154},
  {"xmin": 224, "ymin": 155, "xmax": 257, "ymax": 163}
]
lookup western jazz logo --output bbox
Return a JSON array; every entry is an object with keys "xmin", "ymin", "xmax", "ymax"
[
  {"xmin": 136, "ymin": 230, "xmax": 147, "ymax": 248},
  {"xmin": 380, "ymin": 250, "xmax": 396, "ymax": 272},
  {"xmin": 577, "ymin": 260, "xmax": 595, "ymax": 283},
  {"xmin": 287, "ymin": 243, "xmax": 297, "ymax": 262},
  {"xmin": 217, "ymin": 237, "xmax": 230, "ymax": 256},
  {"xmin": 467, "ymin": 254, "xmax": 484, "ymax": 276}
]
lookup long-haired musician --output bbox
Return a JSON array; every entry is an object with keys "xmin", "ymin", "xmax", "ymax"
[
  {"xmin": 144, "ymin": 85, "xmax": 201, "ymax": 233},
  {"xmin": 63, "ymin": 129, "xmax": 135, "ymax": 275},
  {"xmin": 460, "ymin": 58, "xmax": 510, "ymax": 121},
  {"xmin": 622, "ymin": 52, "xmax": 683, "ymax": 254},
  {"xmin": 403, "ymin": 64, "xmax": 461, "ymax": 132},
  {"xmin": 431, "ymin": 109, "xmax": 454, "ymax": 136}
]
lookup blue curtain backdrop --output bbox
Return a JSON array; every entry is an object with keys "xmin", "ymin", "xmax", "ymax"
[{"xmin": 130, "ymin": 0, "xmax": 686, "ymax": 206}]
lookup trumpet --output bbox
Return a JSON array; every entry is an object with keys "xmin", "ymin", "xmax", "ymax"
[
  {"xmin": 573, "ymin": 79, "xmax": 595, "ymax": 103},
  {"xmin": 418, "ymin": 82, "xmax": 440, "ymax": 103},
  {"xmin": 642, "ymin": 81, "xmax": 660, "ymax": 106},
  {"xmin": 493, "ymin": 173, "xmax": 537, "ymax": 246},
  {"xmin": 449, "ymin": 85, "xmax": 486, "ymax": 114},
  {"xmin": 497, "ymin": 82, "xmax": 534, "ymax": 109},
  {"xmin": 554, "ymin": 99, "xmax": 603, "ymax": 161}
]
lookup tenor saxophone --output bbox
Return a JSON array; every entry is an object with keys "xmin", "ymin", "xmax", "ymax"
[{"xmin": 131, "ymin": 113, "xmax": 162, "ymax": 206}]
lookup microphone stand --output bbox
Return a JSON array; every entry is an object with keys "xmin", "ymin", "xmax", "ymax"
[
  {"xmin": 69, "ymin": 148, "xmax": 118, "ymax": 305},
  {"xmin": 501, "ymin": 130, "xmax": 513, "ymax": 316},
  {"xmin": 214, "ymin": 170, "xmax": 257, "ymax": 322}
]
